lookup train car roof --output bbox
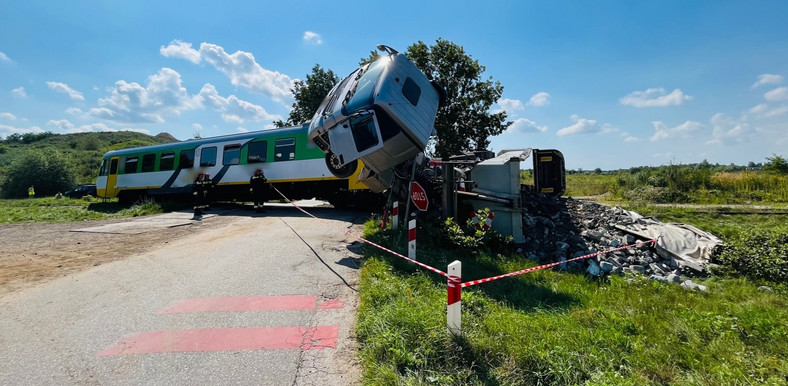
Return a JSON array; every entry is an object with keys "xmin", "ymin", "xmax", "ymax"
[{"xmin": 102, "ymin": 123, "xmax": 309, "ymax": 158}]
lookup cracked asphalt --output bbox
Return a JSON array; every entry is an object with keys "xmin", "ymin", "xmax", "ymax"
[{"xmin": 0, "ymin": 206, "xmax": 364, "ymax": 385}]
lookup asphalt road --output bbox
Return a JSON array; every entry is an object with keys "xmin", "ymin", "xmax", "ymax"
[{"xmin": 0, "ymin": 205, "xmax": 366, "ymax": 385}]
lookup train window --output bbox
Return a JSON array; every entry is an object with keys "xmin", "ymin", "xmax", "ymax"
[
  {"xmin": 109, "ymin": 159, "xmax": 118, "ymax": 174},
  {"xmin": 124, "ymin": 156, "xmax": 138, "ymax": 174},
  {"xmin": 401, "ymin": 77, "xmax": 421, "ymax": 106},
  {"xmin": 141, "ymin": 154, "xmax": 156, "ymax": 172},
  {"xmin": 160, "ymin": 152, "xmax": 175, "ymax": 171},
  {"xmin": 247, "ymin": 141, "xmax": 267, "ymax": 163},
  {"xmin": 99, "ymin": 159, "xmax": 109, "ymax": 176},
  {"xmin": 223, "ymin": 144, "xmax": 241, "ymax": 165},
  {"xmin": 200, "ymin": 147, "xmax": 217, "ymax": 167},
  {"xmin": 350, "ymin": 113, "xmax": 380, "ymax": 152},
  {"xmin": 274, "ymin": 138, "xmax": 295, "ymax": 161},
  {"xmin": 179, "ymin": 149, "xmax": 195, "ymax": 168}
]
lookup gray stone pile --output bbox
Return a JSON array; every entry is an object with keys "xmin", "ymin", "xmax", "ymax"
[{"xmin": 518, "ymin": 188, "xmax": 707, "ymax": 285}]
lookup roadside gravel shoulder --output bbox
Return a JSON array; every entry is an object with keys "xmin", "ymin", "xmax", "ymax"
[{"xmin": 0, "ymin": 214, "xmax": 236, "ymax": 300}]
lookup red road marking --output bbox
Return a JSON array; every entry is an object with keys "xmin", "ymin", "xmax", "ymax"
[
  {"xmin": 158, "ymin": 296, "xmax": 344, "ymax": 314},
  {"xmin": 97, "ymin": 326, "xmax": 339, "ymax": 356},
  {"xmin": 317, "ymin": 299, "xmax": 344, "ymax": 310}
]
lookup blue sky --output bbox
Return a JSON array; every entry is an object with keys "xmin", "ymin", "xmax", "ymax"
[{"xmin": 1, "ymin": 1, "xmax": 787, "ymax": 170}]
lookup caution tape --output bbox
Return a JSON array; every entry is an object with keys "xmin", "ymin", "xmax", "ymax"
[
  {"xmin": 271, "ymin": 186, "xmax": 449, "ymax": 278},
  {"xmin": 461, "ymin": 239, "xmax": 657, "ymax": 288}
]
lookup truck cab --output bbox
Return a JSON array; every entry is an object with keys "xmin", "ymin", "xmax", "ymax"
[{"xmin": 308, "ymin": 46, "xmax": 442, "ymax": 191}]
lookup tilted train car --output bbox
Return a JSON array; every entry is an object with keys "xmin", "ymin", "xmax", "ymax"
[{"xmin": 96, "ymin": 124, "xmax": 372, "ymax": 206}]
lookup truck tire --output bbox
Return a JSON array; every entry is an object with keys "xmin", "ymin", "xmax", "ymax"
[{"xmin": 325, "ymin": 152, "xmax": 358, "ymax": 178}]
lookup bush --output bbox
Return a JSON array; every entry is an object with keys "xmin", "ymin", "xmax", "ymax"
[
  {"xmin": 440, "ymin": 208, "xmax": 514, "ymax": 255},
  {"xmin": 0, "ymin": 151, "xmax": 75, "ymax": 198},
  {"xmin": 712, "ymin": 229, "xmax": 788, "ymax": 283}
]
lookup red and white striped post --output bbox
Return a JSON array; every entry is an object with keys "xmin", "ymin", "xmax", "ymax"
[
  {"xmin": 447, "ymin": 260, "xmax": 462, "ymax": 336},
  {"xmin": 392, "ymin": 201, "xmax": 399, "ymax": 230},
  {"xmin": 408, "ymin": 219, "xmax": 416, "ymax": 261},
  {"xmin": 482, "ymin": 212, "xmax": 495, "ymax": 231}
]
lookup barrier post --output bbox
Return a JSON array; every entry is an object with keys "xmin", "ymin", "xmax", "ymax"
[
  {"xmin": 447, "ymin": 260, "xmax": 462, "ymax": 336},
  {"xmin": 392, "ymin": 201, "xmax": 399, "ymax": 230},
  {"xmin": 408, "ymin": 219, "xmax": 416, "ymax": 261}
]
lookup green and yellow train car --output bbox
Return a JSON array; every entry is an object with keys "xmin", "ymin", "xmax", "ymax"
[{"xmin": 96, "ymin": 124, "xmax": 373, "ymax": 206}]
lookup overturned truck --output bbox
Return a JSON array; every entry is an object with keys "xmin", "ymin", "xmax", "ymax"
[{"xmin": 307, "ymin": 44, "xmax": 567, "ymax": 239}]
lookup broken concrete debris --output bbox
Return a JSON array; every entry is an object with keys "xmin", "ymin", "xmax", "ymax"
[{"xmin": 518, "ymin": 188, "xmax": 721, "ymax": 285}]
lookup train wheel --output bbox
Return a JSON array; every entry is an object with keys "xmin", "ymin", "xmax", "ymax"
[{"xmin": 325, "ymin": 152, "xmax": 358, "ymax": 178}]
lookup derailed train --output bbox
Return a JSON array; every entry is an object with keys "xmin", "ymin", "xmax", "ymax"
[
  {"xmin": 96, "ymin": 45, "xmax": 442, "ymax": 205},
  {"xmin": 95, "ymin": 123, "xmax": 372, "ymax": 206}
]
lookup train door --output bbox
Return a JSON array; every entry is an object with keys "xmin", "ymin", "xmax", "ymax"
[
  {"xmin": 104, "ymin": 157, "xmax": 120, "ymax": 198},
  {"xmin": 327, "ymin": 110, "xmax": 384, "ymax": 167}
]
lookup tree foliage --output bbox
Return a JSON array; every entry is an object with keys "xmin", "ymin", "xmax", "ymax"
[
  {"xmin": 1, "ymin": 150, "xmax": 75, "ymax": 198},
  {"xmin": 274, "ymin": 64, "xmax": 339, "ymax": 127},
  {"xmin": 763, "ymin": 154, "xmax": 788, "ymax": 174},
  {"xmin": 406, "ymin": 39, "xmax": 510, "ymax": 156}
]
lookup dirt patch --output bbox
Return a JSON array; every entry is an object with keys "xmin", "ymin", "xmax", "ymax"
[{"xmin": 0, "ymin": 214, "xmax": 236, "ymax": 299}]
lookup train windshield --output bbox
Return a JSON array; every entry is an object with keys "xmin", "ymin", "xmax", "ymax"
[{"xmin": 345, "ymin": 60, "xmax": 386, "ymax": 113}]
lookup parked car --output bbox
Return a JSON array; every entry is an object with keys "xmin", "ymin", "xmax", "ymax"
[{"xmin": 64, "ymin": 184, "xmax": 97, "ymax": 198}]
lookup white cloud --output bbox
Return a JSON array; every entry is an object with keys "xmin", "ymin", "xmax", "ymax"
[
  {"xmin": 620, "ymin": 132, "xmax": 642, "ymax": 142},
  {"xmin": 46, "ymin": 81, "xmax": 85, "ymax": 101},
  {"xmin": 0, "ymin": 112, "xmax": 17, "ymax": 120},
  {"xmin": 236, "ymin": 127, "xmax": 249, "ymax": 133},
  {"xmin": 0, "ymin": 124, "xmax": 44, "ymax": 139},
  {"xmin": 160, "ymin": 40, "xmax": 201, "ymax": 64},
  {"xmin": 619, "ymin": 88, "xmax": 692, "ymax": 107},
  {"xmin": 12, "ymin": 87, "xmax": 27, "ymax": 98},
  {"xmin": 198, "ymin": 83, "xmax": 281, "ymax": 123},
  {"xmin": 752, "ymin": 74, "xmax": 783, "ymax": 89},
  {"xmin": 706, "ymin": 113, "xmax": 753, "ymax": 145},
  {"xmin": 764, "ymin": 86, "xmax": 788, "ymax": 101},
  {"xmin": 303, "ymin": 31, "xmax": 323, "ymax": 45},
  {"xmin": 507, "ymin": 118, "xmax": 548, "ymax": 133},
  {"xmin": 46, "ymin": 119, "xmax": 149, "ymax": 134},
  {"xmin": 65, "ymin": 107, "xmax": 83, "ymax": 116},
  {"xmin": 650, "ymin": 120, "xmax": 703, "ymax": 141},
  {"xmin": 497, "ymin": 98, "xmax": 524, "ymax": 114},
  {"xmin": 0, "ymin": 52, "xmax": 10, "ymax": 62},
  {"xmin": 749, "ymin": 103, "xmax": 788, "ymax": 118},
  {"xmin": 557, "ymin": 114, "xmax": 600, "ymax": 136},
  {"xmin": 527, "ymin": 92, "xmax": 551, "ymax": 107},
  {"xmin": 89, "ymin": 67, "xmax": 200, "ymax": 123},
  {"xmin": 162, "ymin": 41, "xmax": 294, "ymax": 101}
]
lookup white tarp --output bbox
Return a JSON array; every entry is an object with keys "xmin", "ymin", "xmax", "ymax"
[{"xmin": 616, "ymin": 209, "xmax": 722, "ymax": 271}]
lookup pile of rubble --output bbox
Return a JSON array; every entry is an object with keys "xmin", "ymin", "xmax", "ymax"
[{"xmin": 517, "ymin": 188, "xmax": 714, "ymax": 289}]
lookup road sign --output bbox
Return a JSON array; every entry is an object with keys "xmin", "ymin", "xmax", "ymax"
[{"xmin": 410, "ymin": 181, "xmax": 429, "ymax": 211}]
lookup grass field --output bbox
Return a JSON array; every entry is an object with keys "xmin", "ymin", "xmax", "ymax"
[
  {"xmin": 357, "ymin": 218, "xmax": 787, "ymax": 384},
  {"xmin": 0, "ymin": 196, "xmax": 184, "ymax": 224}
]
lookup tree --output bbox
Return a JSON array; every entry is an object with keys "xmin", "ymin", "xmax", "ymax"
[
  {"xmin": 274, "ymin": 64, "xmax": 339, "ymax": 128},
  {"xmin": 405, "ymin": 39, "xmax": 510, "ymax": 157},
  {"xmin": 763, "ymin": 154, "xmax": 788, "ymax": 174},
  {"xmin": 1, "ymin": 150, "xmax": 75, "ymax": 198}
]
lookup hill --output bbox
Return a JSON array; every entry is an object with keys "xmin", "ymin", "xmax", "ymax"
[{"xmin": 0, "ymin": 131, "xmax": 178, "ymax": 187}]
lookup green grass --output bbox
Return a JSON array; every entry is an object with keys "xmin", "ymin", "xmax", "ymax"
[
  {"xmin": 357, "ymin": 219, "xmax": 788, "ymax": 385},
  {"xmin": 0, "ymin": 197, "xmax": 186, "ymax": 224}
]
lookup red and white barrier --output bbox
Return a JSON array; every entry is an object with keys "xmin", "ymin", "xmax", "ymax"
[
  {"xmin": 447, "ymin": 261, "xmax": 462, "ymax": 336},
  {"xmin": 392, "ymin": 201, "xmax": 399, "ymax": 230},
  {"xmin": 469, "ymin": 211, "xmax": 479, "ymax": 227},
  {"xmin": 408, "ymin": 219, "xmax": 416, "ymax": 261},
  {"xmin": 482, "ymin": 212, "xmax": 495, "ymax": 231}
]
